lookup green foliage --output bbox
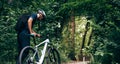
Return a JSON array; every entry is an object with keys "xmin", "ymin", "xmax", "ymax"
[
  {"xmin": 0, "ymin": 0, "xmax": 62, "ymax": 63},
  {"xmin": 0, "ymin": 7, "xmax": 17, "ymax": 63},
  {"xmin": 58, "ymin": 0, "xmax": 120, "ymax": 63},
  {"xmin": 1, "ymin": 0, "xmax": 120, "ymax": 63}
]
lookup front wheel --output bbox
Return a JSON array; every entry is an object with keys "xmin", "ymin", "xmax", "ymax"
[
  {"xmin": 46, "ymin": 48, "xmax": 61, "ymax": 64},
  {"xmin": 19, "ymin": 46, "xmax": 37, "ymax": 64}
]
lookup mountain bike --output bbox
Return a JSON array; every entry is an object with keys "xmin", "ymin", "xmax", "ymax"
[{"xmin": 18, "ymin": 34, "xmax": 61, "ymax": 64}]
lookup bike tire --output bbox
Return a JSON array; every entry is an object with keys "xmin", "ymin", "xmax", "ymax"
[
  {"xmin": 45, "ymin": 48, "xmax": 61, "ymax": 64},
  {"xmin": 19, "ymin": 46, "xmax": 37, "ymax": 64}
]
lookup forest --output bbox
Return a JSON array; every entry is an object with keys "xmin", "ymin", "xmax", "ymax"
[{"xmin": 0, "ymin": 0, "xmax": 120, "ymax": 64}]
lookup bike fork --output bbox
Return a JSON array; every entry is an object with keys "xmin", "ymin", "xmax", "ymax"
[{"xmin": 37, "ymin": 42, "xmax": 48, "ymax": 64}]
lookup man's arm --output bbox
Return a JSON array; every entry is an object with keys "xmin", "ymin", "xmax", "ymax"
[
  {"xmin": 28, "ymin": 17, "xmax": 40, "ymax": 37},
  {"xmin": 28, "ymin": 17, "xmax": 34, "ymax": 34},
  {"xmin": 28, "ymin": 13, "xmax": 38, "ymax": 34}
]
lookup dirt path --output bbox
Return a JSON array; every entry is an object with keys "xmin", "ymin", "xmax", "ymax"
[{"xmin": 62, "ymin": 61, "xmax": 90, "ymax": 64}]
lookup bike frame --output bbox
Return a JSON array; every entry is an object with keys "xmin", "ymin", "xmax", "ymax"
[{"xmin": 31, "ymin": 38, "xmax": 50, "ymax": 64}]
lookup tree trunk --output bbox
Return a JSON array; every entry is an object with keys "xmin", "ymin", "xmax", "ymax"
[
  {"xmin": 79, "ymin": 22, "xmax": 90, "ymax": 60},
  {"xmin": 87, "ymin": 28, "xmax": 93, "ymax": 46},
  {"xmin": 81, "ymin": 22, "xmax": 90, "ymax": 49},
  {"xmin": 68, "ymin": 11, "xmax": 76, "ymax": 60}
]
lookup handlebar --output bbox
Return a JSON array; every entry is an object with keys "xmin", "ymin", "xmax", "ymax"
[
  {"xmin": 29, "ymin": 34, "xmax": 37, "ymax": 45},
  {"xmin": 29, "ymin": 34, "xmax": 49, "ymax": 38},
  {"xmin": 29, "ymin": 34, "xmax": 50, "ymax": 45},
  {"xmin": 29, "ymin": 34, "xmax": 35, "ymax": 37}
]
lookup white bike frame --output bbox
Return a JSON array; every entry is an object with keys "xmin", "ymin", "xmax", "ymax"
[{"xmin": 31, "ymin": 39, "xmax": 50, "ymax": 64}]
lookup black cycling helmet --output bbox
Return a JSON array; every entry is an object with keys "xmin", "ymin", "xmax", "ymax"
[{"xmin": 38, "ymin": 9, "xmax": 46, "ymax": 19}]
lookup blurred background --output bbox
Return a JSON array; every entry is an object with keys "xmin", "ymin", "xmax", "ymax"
[{"xmin": 0, "ymin": 0, "xmax": 120, "ymax": 64}]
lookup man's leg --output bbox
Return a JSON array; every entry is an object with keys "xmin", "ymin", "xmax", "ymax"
[
  {"xmin": 20, "ymin": 32, "xmax": 30, "ymax": 62},
  {"xmin": 16, "ymin": 34, "xmax": 22, "ymax": 64}
]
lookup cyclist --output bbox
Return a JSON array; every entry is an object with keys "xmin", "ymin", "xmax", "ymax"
[{"xmin": 16, "ymin": 9, "xmax": 46, "ymax": 64}]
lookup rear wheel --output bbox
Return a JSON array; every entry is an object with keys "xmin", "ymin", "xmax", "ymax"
[
  {"xmin": 19, "ymin": 46, "xmax": 38, "ymax": 64},
  {"xmin": 46, "ymin": 48, "xmax": 61, "ymax": 64}
]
